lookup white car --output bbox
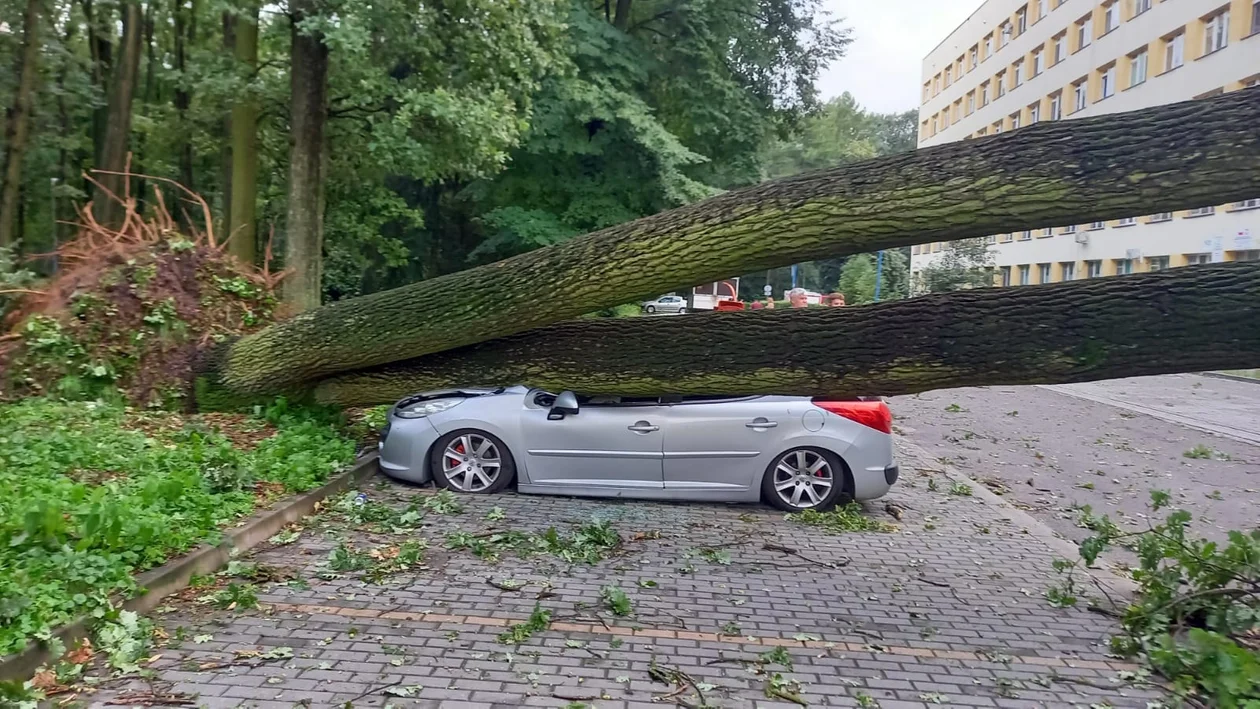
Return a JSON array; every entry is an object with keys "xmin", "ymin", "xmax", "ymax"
[
  {"xmin": 378, "ymin": 387, "xmax": 899, "ymax": 512},
  {"xmin": 641, "ymin": 295, "xmax": 687, "ymax": 314}
]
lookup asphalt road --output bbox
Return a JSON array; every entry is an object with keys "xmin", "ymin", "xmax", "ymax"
[{"xmin": 890, "ymin": 374, "xmax": 1260, "ymax": 544}]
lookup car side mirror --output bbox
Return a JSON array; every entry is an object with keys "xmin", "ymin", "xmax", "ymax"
[{"xmin": 548, "ymin": 391, "xmax": 580, "ymax": 420}]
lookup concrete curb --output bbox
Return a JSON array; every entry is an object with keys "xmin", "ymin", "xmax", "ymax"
[
  {"xmin": 1198, "ymin": 371, "xmax": 1260, "ymax": 386},
  {"xmin": 895, "ymin": 436, "xmax": 1138, "ymax": 603},
  {"xmin": 0, "ymin": 454, "xmax": 379, "ymax": 682}
]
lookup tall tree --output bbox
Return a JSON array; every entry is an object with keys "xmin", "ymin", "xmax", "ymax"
[
  {"xmin": 172, "ymin": 0, "xmax": 196, "ymax": 206},
  {"xmin": 282, "ymin": 0, "xmax": 328, "ymax": 311},
  {"xmin": 93, "ymin": 0, "xmax": 144, "ymax": 227},
  {"xmin": 227, "ymin": 2, "xmax": 259, "ymax": 265},
  {"xmin": 0, "ymin": 0, "xmax": 42, "ymax": 247},
  {"xmin": 916, "ymin": 239, "xmax": 995, "ymax": 293}
]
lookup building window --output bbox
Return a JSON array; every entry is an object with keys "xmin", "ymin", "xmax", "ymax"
[
  {"xmin": 1037, "ymin": 0, "xmax": 1048, "ymax": 20},
  {"xmin": 1014, "ymin": 60, "xmax": 1025, "ymax": 87},
  {"xmin": 1130, "ymin": 50, "xmax": 1147, "ymax": 87},
  {"xmin": 1187, "ymin": 253, "xmax": 1212, "ymax": 265},
  {"xmin": 1061, "ymin": 262, "xmax": 1076, "ymax": 281},
  {"xmin": 1086, "ymin": 260, "xmax": 1102, "ymax": 278},
  {"xmin": 997, "ymin": 71, "xmax": 1008, "ymax": 97},
  {"xmin": 1103, "ymin": 2, "xmax": 1120, "ymax": 33},
  {"xmin": 944, "ymin": 66, "xmax": 952, "ymax": 87},
  {"xmin": 1050, "ymin": 92, "xmax": 1063, "ymax": 120},
  {"xmin": 932, "ymin": 115, "xmax": 939, "ymax": 134},
  {"xmin": 934, "ymin": 75, "xmax": 941, "ymax": 94},
  {"xmin": 1017, "ymin": 7, "xmax": 1028, "ymax": 34},
  {"xmin": 981, "ymin": 82, "xmax": 990, "ymax": 106},
  {"xmin": 984, "ymin": 35, "xmax": 994, "ymax": 58},
  {"xmin": 1164, "ymin": 32, "xmax": 1185, "ymax": 71},
  {"xmin": 1150, "ymin": 212, "xmax": 1172, "ymax": 222},
  {"xmin": 985, "ymin": 234, "xmax": 998, "ymax": 244},
  {"xmin": 953, "ymin": 102, "xmax": 961, "ymax": 121},
  {"xmin": 1018, "ymin": 230, "xmax": 1032, "ymax": 240},
  {"xmin": 1116, "ymin": 216, "xmax": 1137, "ymax": 226},
  {"xmin": 1252, "ymin": 0, "xmax": 1260, "ymax": 35},
  {"xmin": 1029, "ymin": 102, "xmax": 1040, "ymax": 123},
  {"xmin": 1206, "ymin": 10, "xmax": 1230, "ymax": 54},
  {"xmin": 999, "ymin": 233, "xmax": 1013, "ymax": 242},
  {"xmin": 1148, "ymin": 256, "xmax": 1170, "ymax": 271},
  {"xmin": 1247, "ymin": 76, "xmax": 1260, "ymax": 88},
  {"xmin": 1235, "ymin": 250, "xmax": 1260, "ymax": 261},
  {"xmin": 1062, "ymin": 224, "xmax": 1077, "ymax": 234},
  {"xmin": 1001, "ymin": 22, "xmax": 1013, "ymax": 46},
  {"xmin": 1038, "ymin": 263, "xmax": 1052, "ymax": 282},
  {"xmin": 1115, "ymin": 258, "xmax": 1134, "ymax": 274},
  {"xmin": 1089, "ymin": 221, "xmax": 1107, "ymax": 230},
  {"xmin": 1018, "ymin": 265, "xmax": 1031, "ymax": 285},
  {"xmin": 994, "ymin": 121, "xmax": 1004, "ymax": 134},
  {"xmin": 1187, "ymin": 206, "xmax": 1216, "ymax": 217},
  {"xmin": 1011, "ymin": 112, "xmax": 1022, "ymax": 130},
  {"xmin": 1133, "ymin": 0, "xmax": 1151, "ymax": 16},
  {"xmin": 1233, "ymin": 198, "xmax": 1260, "ymax": 210},
  {"xmin": 967, "ymin": 92, "xmax": 975, "ymax": 114},
  {"xmin": 1077, "ymin": 17, "xmax": 1092, "ymax": 50},
  {"xmin": 1054, "ymin": 35, "xmax": 1066, "ymax": 63},
  {"xmin": 1073, "ymin": 79, "xmax": 1088, "ymax": 112},
  {"xmin": 1001, "ymin": 266, "xmax": 1012, "ymax": 286},
  {"xmin": 1033, "ymin": 49, "xmax": 1044, "ymax": 75},
  {"xmin": 1100, "ymin": 65, "xmax": 1116, "ymax": 99},
  {"xmin": 970, "ymin": 46, "xmax": 979, "ymax": 69}
]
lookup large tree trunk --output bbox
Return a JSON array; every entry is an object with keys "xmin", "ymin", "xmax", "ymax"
[
  {"xmin": 173, "ymin": 0, "xmax": 196, "ymax": 229},
  {"xmin": 310, "ymin": 263, "xmax": 1260, "ymax": 406},
  {"xmin": 93, "ymin": 1, "xmax": 144, "ymax": 227},
  {"xmin": 82, "ymin": 0, "xmax": 113, "ymax": 174},
  {"xmin": 0, "ymin": 0, "xmax": 42, "ymax": 248},
  {"xmin": 227, "ymin": 3, "xmax": 259, "ymax": 266},
  {"xmin": 282, "ymin": 0, "xmax": 329, "ymax": 312},
  {"xmin": 215, "ymin": 89, "xmax": 1260, "ymax": 396},
  {"xmin": 612, "ymin": 0, "xmax": 632, "ymax": 29},
  {"xmin": 220, "ymin": 11, "xmax": 234, "ymax": 227}
]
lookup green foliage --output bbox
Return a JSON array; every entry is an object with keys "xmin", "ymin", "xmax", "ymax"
[
  {"xmin": 202, "ymin": 582, "xmax": 260, "ymax": 610},
  {"xmin": 786, "ymin": 504, "xmax": 895, "ymax": 533},
  {"xmin": 759, "ymin": 646, "xmax": 795, "ymax": 670},
  {"xmin": 1048, "ymin": 491, "xmax": 1260, "ymax": 706},
  {"xmin": 915, "ymin": 238, "xmax": 996, "ymax": 294},
  {"xmin": 1184, "ymin": 444, "xmax": 1227, "ymax": 460},
  {"xmin": 0, "ymin": 398, "xmax": 354, "ymax": 655},
  {"xmin": 761, "ymin": 93, "xmax": 914, "ymax": 179},
  {"xmin": 601, "ymin": 585, "xmax": 633, "ymax": 616},
  {"xmin": 0, "ymin": 244, "xmax": 38, "ymax": 321},
  {"xmin": 95, "ymin": 609, "xmax": 153, "ymax": 674},
  {"xmin": 497, "ymin": 603, "xmax": 552, "ymax": 644},
  {"xmin": 836, "ymin": 250, "xmax": 910, "ymax": 305},
  {"xmin": 446, "ymin": 518, "xmax": 621, "ymax": 564},
  {"xmin": 947, "ymin": 482, "xmax": 974, "ymax": 497}
]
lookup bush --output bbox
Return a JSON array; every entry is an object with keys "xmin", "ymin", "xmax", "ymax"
[{"xmin": 1048, "ymin": 491, "xmax": 1259, "ymax": 706}]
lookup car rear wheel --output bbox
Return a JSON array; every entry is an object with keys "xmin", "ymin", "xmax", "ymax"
[
  {"xmin": 430, "ymin": 429, "xmax": 515, "ymax": 494},
  {"xmin": 646, "ymin": 305, "xmax": 656, "ymax": 313},
  {"xmin": 676, "ymin": 307, "xmax": 686, "ymax": 314},
  {"xmin": 761, "ymin": 447, "xmax": 848, "ymax": 512}
]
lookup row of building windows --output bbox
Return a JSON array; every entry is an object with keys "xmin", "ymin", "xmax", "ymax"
[
  {"xmin": 921, "ymin": 0, "xmax": 1259, "ymax": 139},
  {"xmin": 923, "ymin": 0, "xmax": 1259, "ymax": 106},
  {"xmin": 993, "ymin": 250, "xmax": 1260, "ymax": 286},
  {"xmin": 911, "ymin": 199, "xmax": 1260, "ymax": 255}
]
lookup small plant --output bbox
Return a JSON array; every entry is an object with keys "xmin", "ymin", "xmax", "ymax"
[
  {"xmin": 202, "ymin": 582, "xmax": 260, "ymax": 610},
  {"xmin": 698, "ymin": 548, "xmax": 732, "ymax": 565},
  {"xmin": 602, "ymin": 585, "xmax": 633, "ymax": 616},
  {"xmin": 497, "ymin": 603, "xmax": 552, "ymax": 644},
  {"xmin": 944, "ymin": 403, "xmax": 965, "ymax": 413},
  {"xmin": 94, "ymin": 610, "xmax": 153, "ymax": 674},
  {"xmin": 422, "ymin": 489, "xmax": 464, "ymax": 514},
  {"xmin": 786, "ymin": 504, "xmax": 894, "ymax": 533},
  {"xmin": 1047, "ymin": 490, "xmax": 1260, "ymax": 705},
  {"xmin": 947, "ymin": 482, "xmax": 973, "ymax": 496},
  {"xmin": 759, "ymin": 646, "xmax": 794, "ymax": 669},
  {"xmin": 327, "ymin": 543, "xmax": 373, "ymax": 572},
  {"xmin": 926, "ymin": 476, "xmax": 939, "ymax": 492},
  {"xmin": 855, "ymin": 692, "xmax": 880, "ymax": 708},
  {"xmin": 720, "ymin": 621, "xmax": 742, "ymax": 635},
  {"xmin": 485, "ymin": 506, "xmax": 506, "ymax": 521},
  {"xmin": 1183, "ymin": 444, "xmax": 1230, "ymax": 461}
]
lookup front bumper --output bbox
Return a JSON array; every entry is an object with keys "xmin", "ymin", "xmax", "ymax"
[{"xmin": 377, "ymin": 415, "xmax": 442, "ymax": 484}]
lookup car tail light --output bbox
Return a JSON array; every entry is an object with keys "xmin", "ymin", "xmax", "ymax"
[{"xmin": 812, "ymin": 399, "xmax": 892, "ymax": 434}]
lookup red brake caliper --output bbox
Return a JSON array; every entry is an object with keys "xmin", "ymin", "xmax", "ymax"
[{"xmin": 448, "ymin": 442, "xmax": 465, "ymax": 467}]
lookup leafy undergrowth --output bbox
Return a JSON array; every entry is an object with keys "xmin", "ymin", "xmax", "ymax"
[
  {"xmin": 785, "ymin": 503, "xmax": 895, "ymax": 534},
  {"xmin": 1049, "ymin": 491, "xmax": 1259, "ymax": 707},
  {"xmin": 445, "ymin": 518, "xmax": 621, "ymax": 564},
  {"xmin": 0, "ymin": 397, "xmax": 355, "ymax": 656}
]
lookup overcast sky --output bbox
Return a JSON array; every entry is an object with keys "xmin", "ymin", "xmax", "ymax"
[{"xmin": 816, "ymin": 0, "xmax": 982, "ymax": 114}]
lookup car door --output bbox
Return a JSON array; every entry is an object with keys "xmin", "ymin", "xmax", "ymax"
[
  {"xmin": 519, "ymin": 397, "xmax": 665, "ymax": 489},
  {"xmin": 661, "ymin": 396, "xmax": 790, "ymax": 490}
]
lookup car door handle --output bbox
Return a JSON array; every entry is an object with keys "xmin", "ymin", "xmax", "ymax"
[
  {"xmin": 627, "ymin": 423, "xmax": 659, "ymax": 433},
  {"xmin": 746, "ymin": 420, "xmax": 778, "ymax": 429}
]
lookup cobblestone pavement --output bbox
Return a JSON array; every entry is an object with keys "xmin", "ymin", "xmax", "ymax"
[{"xmin": 83, "ymin": 442, "xmax": 1166, "ymax": 709}]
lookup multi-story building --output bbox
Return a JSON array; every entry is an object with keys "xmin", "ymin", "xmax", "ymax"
[{"xmin": 911, "ymin": 0, "xmax": 1259, "ymax": 286}]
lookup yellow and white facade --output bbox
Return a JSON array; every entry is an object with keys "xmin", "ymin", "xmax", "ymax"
[{"xmin": 911, "ymin": 0, "xmax": 1260, "ymax": 285}]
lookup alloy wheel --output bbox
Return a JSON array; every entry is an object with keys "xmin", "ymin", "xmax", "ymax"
[
  {"xmin": 442, "ymin": 434, "xmax": 502, "ymax": 492},
  {"xmin": 771, "ymin": 449, "xmax": 834, "ymax": 509}
]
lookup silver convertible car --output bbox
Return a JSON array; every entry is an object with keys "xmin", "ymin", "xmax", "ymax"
[{"xmin": 378, "ymin": 387, "xmax": 898, "ymax": 511}]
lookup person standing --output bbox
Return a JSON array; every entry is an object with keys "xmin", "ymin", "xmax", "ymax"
[{"xmin": 788, "ymin": 288, "xmax": 809, "ymax": 308}]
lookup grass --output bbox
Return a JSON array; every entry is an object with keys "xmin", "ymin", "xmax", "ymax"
[
  {"xmin": 0, "ymin": 397, "xmax": 355, "ymax": 656},
  {"xmin": 1183, "ymin": 444, "xmax": 1229, "ymax": 461},
  {"xmin": 785, "ymin": 503, "xmax": 894, "ymax": 533}
]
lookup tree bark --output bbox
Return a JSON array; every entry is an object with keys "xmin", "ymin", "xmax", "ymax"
[
  {"xmin": 227, "ymin": 3, "xmax": 259, "ymax": 266},
  {"xmin": 93, "ymin": 1, "xmax": 144, "ymax": 228},
  {"xmin": 82, "ymin": 0, "xmax": 113, "ymax": 172},
  {"xmin": 173, "ymin": 0, "xmax": 196, "ymax": 229},
  {"xmin": 282, "ymin": 0, "xmax": 329, "ymax": 313},
  {"xmin": 612, "ymin": 0, "xmax": 632, "ymax": 29},
  {"xmin": 220, "ymin": 11, "xmax": 234, "ymax": 227},
  {"xmin": 309, "ymin": 263, "xmax": 1260, "ymax": 406},
  {"xmin": 0, "ymin": 0, "xmax": 42, "ymax": 248},
  {"xmin": 216, "ymin": 89, "xmax": 1260, "ymax": 396}
]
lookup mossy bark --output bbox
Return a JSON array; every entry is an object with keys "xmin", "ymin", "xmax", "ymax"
[
  {"xmin": 310, "ymin": 263, "xmax": 1260, "ymax": 406},
  {"xmin": 221, "ymin": 90, "xmax": 1260, "ymax": 395}
]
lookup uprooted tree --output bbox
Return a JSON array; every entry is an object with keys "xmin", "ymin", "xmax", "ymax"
[{"xmin": 4, "ymin": 90, "xmax": 1260, "ymax": 407}]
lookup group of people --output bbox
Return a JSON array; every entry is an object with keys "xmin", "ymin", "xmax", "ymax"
[{"xmin": 749, "ymin": 288, "xmax": 846, "ymax": 310}]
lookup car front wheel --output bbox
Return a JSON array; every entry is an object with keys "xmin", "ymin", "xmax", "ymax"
[
  {"xmin": 676, "ymin": 307, "xmax": 686, "ymax": 314},
  {"xmin": 646, "ymin": 305, "xmax": 656, "ymax": 313},
  {"xmin": 761, "ymin": 448, "xmax": 847, "ymax": 512},
  {"xmin": 430, "ymin": 429, "xmax": 516, "ymax": 494}
]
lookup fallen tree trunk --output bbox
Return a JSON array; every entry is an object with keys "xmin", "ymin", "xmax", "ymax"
[
  {"xmin": 309, "ymin": 263, "xmax": 1260, "ymax": 406},
  {"xmin": 219, "ymin": 89, "xmax": 1260, "ymax": 395}
]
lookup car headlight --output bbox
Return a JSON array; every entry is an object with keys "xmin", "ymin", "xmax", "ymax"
[{"xmin": 395, "ymin": 398, "xmax": 463, "ymax": 419}]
